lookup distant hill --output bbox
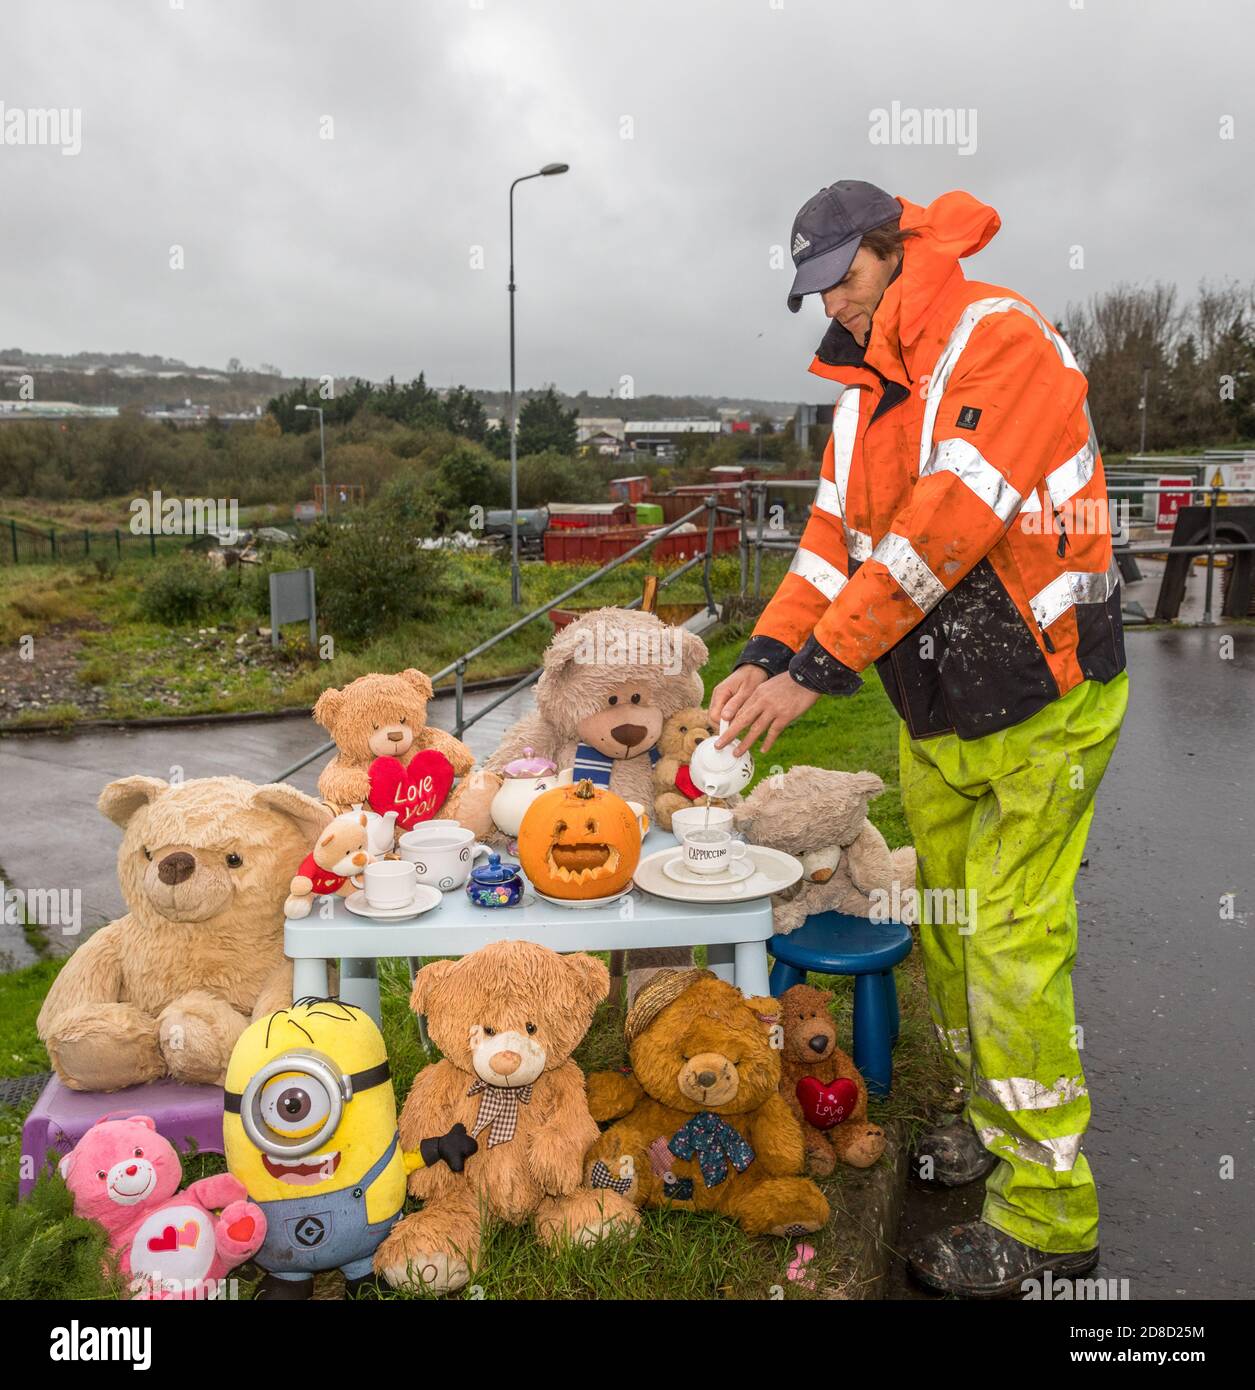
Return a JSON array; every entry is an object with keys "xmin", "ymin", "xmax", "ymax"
[{"xmin": 0, "ymin": 348, "xmax": 819, "ymax": 419}]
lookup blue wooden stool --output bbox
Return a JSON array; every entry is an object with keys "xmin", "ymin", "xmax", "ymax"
[{"xmin": 769, "ymin": 911, "xmax": 914, "ymax": 1097}]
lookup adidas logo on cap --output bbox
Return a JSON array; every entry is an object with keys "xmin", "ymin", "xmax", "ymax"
[{"xmin": 791, "ymin": 231, "xmax": 811, "ymax": 258}]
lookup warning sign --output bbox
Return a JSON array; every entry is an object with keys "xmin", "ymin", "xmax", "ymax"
[
  {"xmin": 1156, "ymin": 477, "xmax": 1193, "ymax": 532},
  {"xmin": 1206, "ymin": 457, "xmax": 1255, "ymax": 506}
]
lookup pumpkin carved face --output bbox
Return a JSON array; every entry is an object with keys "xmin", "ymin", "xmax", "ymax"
[{"xmin": 517, "ymin": 779, "xmax": 641, "ymax": 899}]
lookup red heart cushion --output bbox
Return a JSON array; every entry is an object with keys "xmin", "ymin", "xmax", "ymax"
[
  {"xmin": 368, "ymin": 751, "xmax": 455, "ymax": 831},
  {"xmin": 796, "ymin": 1075, "xmax": 859, "ymax": 1131}
]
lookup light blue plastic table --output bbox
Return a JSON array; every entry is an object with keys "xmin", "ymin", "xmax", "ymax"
[{"xmin": 284, "ymin": 829, "xmax": 774, "ymax": 1026}]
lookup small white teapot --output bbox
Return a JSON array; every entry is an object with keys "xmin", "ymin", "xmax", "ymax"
[
  {"xmin": 490, "ymin": 749, "xmax": 573, "ymax": 838},
  {"xmin": 686, "ymin": 720, "xmax": 755, "ymax": 800},
  {"xmin": 351, "ymin": 803, "xmax": 400, "ymax": 857}
]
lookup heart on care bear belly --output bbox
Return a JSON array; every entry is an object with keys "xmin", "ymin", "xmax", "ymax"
[
  {"xmin": 795, "ymin": 1076, "xmax": 859, "ymax": 1131},
  {"xmin": 368, "ymin": 751, "xmax": 455, "ymax": 831}
]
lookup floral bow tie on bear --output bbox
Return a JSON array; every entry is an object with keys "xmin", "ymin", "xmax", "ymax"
[
  {"xmin": 666, "ymin": 1111, "xmax": 755, "ymax": 1188},
  {"xmin": 466, "ymin": 1079, "xmax": 533, "ymax": 1148}
]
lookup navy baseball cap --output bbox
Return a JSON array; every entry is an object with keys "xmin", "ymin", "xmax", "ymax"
[{"xmin": 787, "ymin": 180, "xmax": 901, "ymax": 312}]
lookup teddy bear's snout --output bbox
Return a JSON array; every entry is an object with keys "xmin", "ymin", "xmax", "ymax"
[
  {"xmin": 808, "ymin": 1033, "xmax": 833, "ymax": 1056},
  {"xmin": 610, "ymin": 722, "xmax": 647, "ymax": 749},
  {"xmin": 156, "ymin": 851, "xmax": 196, "ymax": 886},
  {"xmin": 489, "ymin": 1050, "xmax": 521, "ymax": 1076},
  {"xmin": 678, "ymin": 1051, "xmax": 740, "ymax": 1106}
]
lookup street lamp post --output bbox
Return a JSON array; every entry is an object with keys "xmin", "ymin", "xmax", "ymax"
[
  {"xmin": 508, "ymin": 161, "xmax": 569, "ymax": 606},
  {"xmin": 295, "ymin": 404, "xmax": 327, "ymax": 516}
]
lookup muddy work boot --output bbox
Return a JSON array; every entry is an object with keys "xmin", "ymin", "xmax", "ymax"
[
  {"xmin": 907, "ymin": 1219, "xmax": 1099, "ymax": 1299},
  {"xmin": 912, "ymin": 1115, "xmax": 997, "ymax": 1186}
]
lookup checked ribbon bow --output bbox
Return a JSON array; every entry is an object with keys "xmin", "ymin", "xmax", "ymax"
[{"xmin": 466, "ymin": 1079, "xmax": 533, "ymax": 1148}]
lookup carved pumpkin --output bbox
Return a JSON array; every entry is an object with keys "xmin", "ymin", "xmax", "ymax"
[{"xmin": 517, "ymin": 778, "xmax": 642, "ymax": 899}]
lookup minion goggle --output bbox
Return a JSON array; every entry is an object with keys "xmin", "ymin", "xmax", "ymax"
[{"xmin": 224, "ymin": 1049, "xmax": 391, "ymax": 1159}]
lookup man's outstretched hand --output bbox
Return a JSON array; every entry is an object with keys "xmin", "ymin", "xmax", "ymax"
[{"xmin": 710, "ymin": 668, "xmax": 820, "ymax": 756}]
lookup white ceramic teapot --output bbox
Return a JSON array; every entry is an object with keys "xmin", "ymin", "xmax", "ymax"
[
  {"xmin": 490, "ymin": 749, "xmax": 573, "ymax": 838},
  {"xmin": 686, "ymin": 720, "xmax": 755, "ymax": 800},
  {"xmin": 351, "ymin": 803, "xmax": 400, "ymax": 857}
]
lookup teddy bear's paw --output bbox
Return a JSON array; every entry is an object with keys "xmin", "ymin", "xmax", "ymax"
[
  {"xmin": 379, "ymin": 1250, "xmax": 470, "ymax": 1295},
  {"xmin": 752, "ymin": 1177, "xmax": 831, "ymax": 1238},
  {"xmin": 536, "ymin": 1188, "xmax": 640, "ymax": 1248},
  {"xmin": 158, "ymin": 1009, "xmax": 234, "ymax": 1085},
  {"xmin": 840, "ymin": 1124, "xmax": 886, "ymax": 1169},
  {"xmin": 805, "ymin": 1144, "xmax": 837, "ymax": 1178}
]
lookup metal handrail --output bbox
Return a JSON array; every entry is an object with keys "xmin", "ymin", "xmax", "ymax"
[{"xmin": 272, "ymin": 498, "xmax": 723, "ymax": 781}]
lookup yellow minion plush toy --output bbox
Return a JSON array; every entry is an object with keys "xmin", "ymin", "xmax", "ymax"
[{"xmin": 224, "ymin": 998, "xmax": 475, "ymax": 1300}]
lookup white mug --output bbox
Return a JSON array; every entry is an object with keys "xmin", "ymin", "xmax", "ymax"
[
  {"xmin": 399, "ymin": 824, "xmax": 484, "ymax": 891},
  {"xmin": 363, "ymin": 858, "xmax": 417, "ymax": 908},
  {"xmin": 671, "ymin": 804, "xmax": 735, "ymax": 845},
  {"xmin": 682, "ymin": 829, "xmax": 748, "ymax": 877}
]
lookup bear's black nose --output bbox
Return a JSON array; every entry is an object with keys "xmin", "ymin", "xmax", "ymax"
[
  {"xmin": 696, "ymin": 1070, "xmax": 717, "ymax": 1088},
  {"xmin": 157, "ymin": 852, "xmax": 196, "ymax": 885},
  {"xmin": 808, "ymin": 1034, "xmax": 829, "ymax": 1054},
  {"xmin": 611, "ymin": 723, "xmax": 647, "ymax": 749}
]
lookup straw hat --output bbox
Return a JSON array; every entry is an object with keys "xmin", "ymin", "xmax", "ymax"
[{"xmin": 624, "ymin": 968, "xmax": 715, "ymax": 1047}]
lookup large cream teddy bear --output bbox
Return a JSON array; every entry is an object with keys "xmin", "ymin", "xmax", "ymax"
[
  {"xmin": 37, "ymin": 776, "xmax": 330, "ymax": 1092},
  {"xmin": 450, "ymin": 608, "xmax": 709, "ymax": 983},
  {"xmin": 733, "ymin": 767, "xmax": 917, "ymax": 934}
]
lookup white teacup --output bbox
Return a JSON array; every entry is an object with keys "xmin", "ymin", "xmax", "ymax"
[
  {"xmin": 671, "ymin": 804, "xmax": 735, "ymax": 844},
  {"xmin": 682, "ymin": 829, "xmax": 748, "ymax": 877},
  {"xmin": 363, "ymin": 858, "xmax": 417, "ymax": 909},
  {"xmin": 398, "ymin": 824, "xmax": 483, "ymax": 891}
]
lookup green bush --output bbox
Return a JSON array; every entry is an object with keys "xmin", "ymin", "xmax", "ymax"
[
  {"xmin": 136, "ymin": 553, "xmax": 236, "ymax": 625},
  {"xmin": 296, "ymin": 502, "xmax": 448, "ymax": 644}
]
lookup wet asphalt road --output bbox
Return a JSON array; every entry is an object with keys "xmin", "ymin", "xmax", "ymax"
[{"xmin": 889, "ymin": 623, "xmax": 1254, "ymax": 1300}]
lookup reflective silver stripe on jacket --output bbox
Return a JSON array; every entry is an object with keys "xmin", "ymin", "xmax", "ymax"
[
  {"xmin": 789, "ymin": 545, "xmax": 847, "ymax": 602},
  {"xmin": 922, "ymin": 437, "xmax": 1022, "ymax": 523},
  {"xmin": 1030, "ymin": 556, "xmax": 1121, "ymax": 630},
  {"xmin": 977, "ymin": 1075, "xmax": 1089, "ymax": 1112},
  {"xmin": 919, "ymin": 295, "xmax": 1082, "ymax": 474},
  {"xmin": 873, "ymin": 532, "xmax": 946, "ymax": 612},
  {"xmin": 979, "ymin": 1126, "xmax": 1084, "ymax": 1173},
  {"xmin": 845, "ymin": 526, "xmax": 874, "ymax": 561}
]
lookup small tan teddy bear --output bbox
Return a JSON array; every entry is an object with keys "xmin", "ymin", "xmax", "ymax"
[
  {"xmin": 778, "ymin": 983, "xmax": 886, "ymax": 1174},
  {"xmin": 313, "ymin": 669, "xmax": 476, "ymax": 827},
  {"xmin": 651, "ymin": 706, "xmax": 736, "ymax": 832},
  {"xmin": 283, "ymin": 809, "xmax": 374, "ymax": 919},
  {"xmin": 733, "ymin": 766, "xmax": 917, "ymax": 934}
]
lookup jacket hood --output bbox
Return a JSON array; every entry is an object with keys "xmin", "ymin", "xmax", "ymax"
[
  {"xmin": 895, "ymin": 190, "xmax": 1000, "ymax": 345},
  {"xmin": 810, "ymin": 189, "xmax": 1000, "ymax": 382}
]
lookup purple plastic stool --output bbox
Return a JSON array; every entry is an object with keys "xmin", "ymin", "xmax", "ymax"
[{"xmin": 20, "ymin": 1075, "xmax": 225, "ymax": 1198}]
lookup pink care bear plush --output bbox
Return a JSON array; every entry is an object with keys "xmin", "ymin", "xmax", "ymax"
[{"xmin": 60, "ymin": 1115, "xmax": 266, "ymax": 1300}]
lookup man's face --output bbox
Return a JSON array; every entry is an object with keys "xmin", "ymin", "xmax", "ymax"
[{"xmin": 819, "ymin": 245, "xmax": 901, "ymax": 346}]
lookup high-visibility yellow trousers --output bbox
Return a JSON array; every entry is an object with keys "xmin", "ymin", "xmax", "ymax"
[{"xmin": 899, "ymin": 672, "xmax": 1129, "ymax": 1253}]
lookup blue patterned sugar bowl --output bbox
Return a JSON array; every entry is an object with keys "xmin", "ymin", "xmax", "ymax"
[{"xmin": 465, "ymin": 853, "xmax": 523, "ymax": 908}]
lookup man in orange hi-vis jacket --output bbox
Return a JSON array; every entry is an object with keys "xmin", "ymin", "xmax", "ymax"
[{"xmin": 711, "ymin": 182, "xmax": 1128, "ymax": 1297}]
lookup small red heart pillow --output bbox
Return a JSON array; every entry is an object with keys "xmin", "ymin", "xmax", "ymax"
[
  {"xmin": 368, "ymin": 751, "xmax": 456, "ymax": 831},
  {"xmin": 796, "ymin": 1075, "xmax": 859, "ymax": 1131}
]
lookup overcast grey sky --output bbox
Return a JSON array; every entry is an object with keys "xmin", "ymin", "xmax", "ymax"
[{"xmin": 2, "ymin": 0, "xmax": 1252, "ymax": 403}]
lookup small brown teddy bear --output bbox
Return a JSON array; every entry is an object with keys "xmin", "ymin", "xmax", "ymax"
[
  {"xmin": 374, "ymin": 941, "xmax": 638, "ymax": 1295},
  {"xmin": 777, "ymin": 984, "xmax": 885, "ymax": 1175},
  {"xmin": 734, "ymin": 766, "xmax": 917, "ymax": 934},
  {"xmin": 283, "ymin": 808, "xmax": 373, "ymax": 919},
  {"xmin": 37, "ymin": 776, "xmax": 330, "ymax": 1092},
  {"xmin": 651, "ymin": 706, "xmax": 736, "ymax": 832},
  {"xmin": 313, "ymin": 669, "xmax": 476, "ymax": 828},
  {"xmin": 584, "ymin": 971, "xmax": 830, "ymax": 1239}
]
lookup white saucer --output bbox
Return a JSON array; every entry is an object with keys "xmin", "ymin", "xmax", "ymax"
[
  {"xmin": 344, "ymin": 885, "xmax": 443, "ymax": 920},
  {"xmin": 532, "ymin": 884, "xmax": 635, "ymax": 910},
  {"xmin": 633, "ymin": 844, "xmax": 803, "ymax": 905},
  {"xmin": 663, "ymin": 856, "xmax": 755, "ymax": 886}
]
